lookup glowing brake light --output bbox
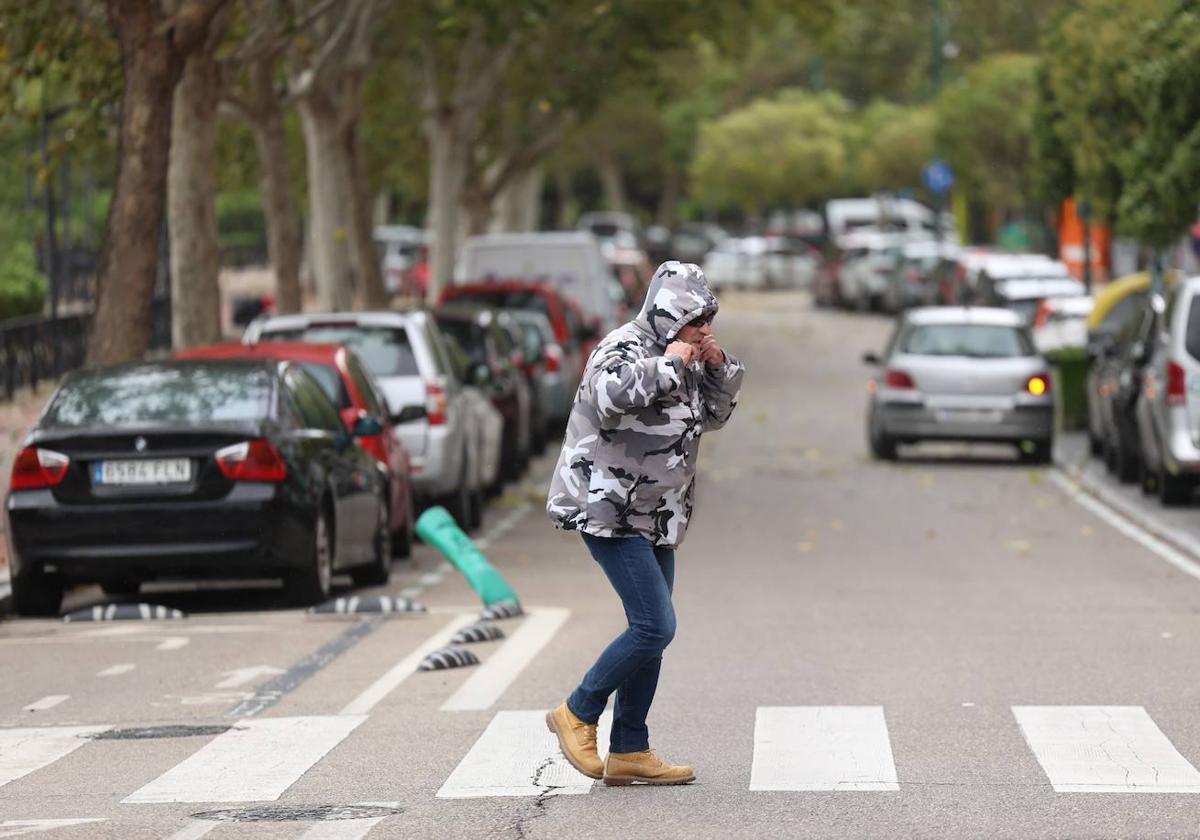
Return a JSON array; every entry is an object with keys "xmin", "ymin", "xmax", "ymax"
[
  {"xmin": 1026, "ymin": 374, "xmax": 1050, "ymax": 396},
  {"xmin": 884, "ymin": 369, "xmax": 915, "ymax": 389},
  {"xmin": 11, "ymin": 447, "xmax": 70, "ymax": 490},
  {"xmin": 215, "ymin": 439, "xmax": 287, "ymax": 482}
]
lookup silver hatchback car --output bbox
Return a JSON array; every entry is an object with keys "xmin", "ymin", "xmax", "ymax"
[
  {"xmin": 1135, "ymin": 277, "xmax": 1200, "ymax": 504},
  {"xmin": 865, "ymin": 307, "xmax": 1055, "ymax": 462}
]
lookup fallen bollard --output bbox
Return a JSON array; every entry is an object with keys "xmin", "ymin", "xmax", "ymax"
[{"xmin": 415, "ymin": 506, "xmax": 519, "ymax": 607}]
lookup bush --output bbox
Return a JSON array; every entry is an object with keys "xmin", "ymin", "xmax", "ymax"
[
  {"xmin": 0, "ymin": 240, "xmax": 47, "ymax": 321},
  {"xmin": 1048, "ymin": 346, "xmax": 1088, "ymax": 431}
]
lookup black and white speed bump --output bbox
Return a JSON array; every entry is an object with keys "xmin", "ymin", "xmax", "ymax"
[
  {"xmin": 417, "ymin": 646, "xmax": 480, "ymax": 671},
  {"xmin": 479, "ymin": 599, "xmax": 523, "ymax": 620},
  {"xmin": 63, "ymin": 603, "xmax": 186, "ymax": 622},
  {"xmin": 451, "ymin": 621, "xmax": 505, "ymax": 644},
  {"xmin": 308, "ymin": 595, "xmax": 426, "ymax": 615}
]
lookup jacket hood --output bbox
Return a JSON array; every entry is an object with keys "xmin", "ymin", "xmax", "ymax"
[{"xmin": 633, "ymin": 261, "xmax": 718, "ymax": 346}]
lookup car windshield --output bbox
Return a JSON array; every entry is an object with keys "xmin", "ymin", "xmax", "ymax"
[
  {"xmin": 445, "ymin": 290, "xmax": 551, "ymax": 317},
  {"xmin": 436, "ymin": 318, "xmax": 486, "ymax": 364},
  {"xmin": 298, "ymin": 362, "xmax": 351, "ymax": 410},
  {"xmin": 43, "ymin": 365, "xmax": 272, "ymax": 428},
  {"xmin": 263, "ymin": 326, "xmax": 419, "ymax": 377},
  {"xmin": 900, "ymin": 324, "xmax": 1032, "ymax": 358}
]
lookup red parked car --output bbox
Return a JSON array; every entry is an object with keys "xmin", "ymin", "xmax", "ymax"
[{"xmin": 176, "ymin": 342, "xmax": 416, "ymax": 560}]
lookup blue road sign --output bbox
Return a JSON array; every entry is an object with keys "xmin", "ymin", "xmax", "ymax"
[{"xmin": 922, "ymin": 159, "xmax": 955, "ymax": 195}]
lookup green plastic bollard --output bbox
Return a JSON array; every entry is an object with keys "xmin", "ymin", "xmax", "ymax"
[{"xmin": 415, "ymin": 506, "xmax": 519, "ymax": 607}]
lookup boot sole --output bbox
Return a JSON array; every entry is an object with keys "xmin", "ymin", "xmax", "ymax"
[
  {"xmin": 545, "ymin": 710, "xmax": 603, "ymax": 780},
  {"xmin": 602, "ymin": 774, "xmax": 696, "ymax": 786}
]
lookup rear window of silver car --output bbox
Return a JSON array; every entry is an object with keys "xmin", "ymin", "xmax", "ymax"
[
  {"xmin": 1187, "ymin": 297, "xmax": 1200, "ymax": 361},
  {"xmin": 263, "ymin": 326, "xmax": 419, "ymax": 377},
  {"xmin": 899, "ymin": 324, "xmax": 1033, "ymax": 358},
  {"xmin": 44, "ymin": 365, "xmax": 272, "ymax": 428}
]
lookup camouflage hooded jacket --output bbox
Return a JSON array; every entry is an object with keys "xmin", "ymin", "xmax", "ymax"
[{"xmin": 546, "ymin": 261, "xmax": 745, "ymax": 548}]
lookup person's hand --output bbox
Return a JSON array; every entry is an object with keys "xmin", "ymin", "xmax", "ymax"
[
  {"xmin": 666, "ymin": 340, "xmax": 698, "ymax": 366},
  {"xmin": 699, "ymin": 334, "xmax": 724, "ymax": 366}
]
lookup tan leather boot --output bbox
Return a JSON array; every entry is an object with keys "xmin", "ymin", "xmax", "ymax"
[
  {"xmin": 603, "ymin": 749, "xmax": 696, "ymax": 786},
  {"xmin": 546, "ymin": 702, "xmax": 602, "ymax": 779}
]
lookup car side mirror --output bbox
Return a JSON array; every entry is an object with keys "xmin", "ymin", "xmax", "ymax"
[
  {"xmin": 391, "ymin": 405, "xmax": 427, "ymax": 424},
  {"xmin": 1131, "ymin": 341, "xmax": 1150, "ymax": 366},
  {"xmin": 471, "ymin": 363, "xmax": 492, "ymax": 387},
  {"xmin": 862, "ymin": 351, "xmax": 882, "ymax": 366},
  {"xmin": 352, "ymin": 415, "xmax": 384, "ymax": 438}
]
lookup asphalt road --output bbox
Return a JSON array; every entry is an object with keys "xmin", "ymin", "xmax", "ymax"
[{"xmin": 5, "ymin": 292, "xmax": 1200, "ymax": 839}]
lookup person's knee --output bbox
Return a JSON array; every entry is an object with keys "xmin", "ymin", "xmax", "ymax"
[{"xmin": 632, "ymin": 608, "xmax": 676, "ymax": 651}]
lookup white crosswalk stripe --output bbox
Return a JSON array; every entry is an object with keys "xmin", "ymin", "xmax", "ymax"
[
  {"xmin": 123, "ymin": 716, "xmax": 366, "ymax": 804},
  {"xmin": 0, "ymin": 726, "xmax": 111, "ymax": 790},
  {"xmin": 1013, "ymin": 705, "xmax": 1200, "ymax": 793},
  {"xmin": 437, "ymin": 710, "xmax": 613, "ymax": 798},
  {"xmin": 750, "ymin": 706, "xmax": 900, "ymax": 792}
]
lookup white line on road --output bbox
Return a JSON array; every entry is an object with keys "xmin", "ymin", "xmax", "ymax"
[
  {"xmin": 215, "ymin": 665, "xmax": 285, "ymax": 689},
  {"xmin": 474, "ymin": 505, "xmax": 530, "ymax": 551},
  {"xmin": 160, "ymin": 822, "xmax": 217, "ymax": 840},
  {"xmin": 1049, "ymin": 472, "xmax": 1200, "ymax": 583},
  {"xmin": 298, "ymin": 818, "xmax": 386, "ymax": 840},
  {"xmin": 156, "ymin": 637, "xmax": 190, "ymax": 651},
  {"xmin": 0, "ymin": 726, "xmax": 110, "ymax": 789},
  {"xmin": 0, "ymin": 819, "xmax": 107, "ymax": 838},
  {"xmin": 339, "ymin": 613, "xmax": 474, "ymax": 717},
  {"xmin": 441, "ymin": 607, "xmax": 571, "ymax": 712},
  {"xmin": 1013, "ymin": 705, "xmax": 1200, "ymax": 792},
  {"xmin": 22, "ymin": 696, "xmax": 69, "ymax": 713},
  {"xmin": 123, "ymin": 715, "xmax": 366, "ymax": 804},
  {"xmin": 97, "ymin": 664, "xmax": 136, "ymax": 678},
  {"xmin": 437, "ymin": 709, "xmax": 613, "ymax": 798},
  {"xmin": 749, "ymin": 706, "xmax": 900, "ymax": 792}
]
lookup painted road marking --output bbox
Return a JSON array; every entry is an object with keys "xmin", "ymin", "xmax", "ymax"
[
  {"xmin": 749, "ymin": 706, "xmax": 900, "ymax": 792},
  {"xmin": 156, "ymin": 637, "xmax": 189, "ymax": 651},
  {"xmin": 160, "ymin": 822, "xmax": 217, "ymax": 840},
  {"xmin": 123, "ymin": 715, "xmax": 366, "ymax": 804},
  {"xmin": 339, "ymin": 613, "xmax": 474, "ymax": 716},
  {"xmin": 1013, "ymin": 706, "xmax": 1200, "ymax": 792},
  {"xmin": 441, "ymin": 607, "xmax": 570, "ymax": 712},
  {"xmin": 22, "ymin": 696, "xmax": 68, "ymax": 713},
  {"xmin": 97, "ymin": 664, "xmax": 136, "ymax": 678},
  {"xmin": 0, "ymin": 819, "xmax": 106, "ymax": 838},
  {"xmin": 298, "ymin": 818, "xmax": 386, "ymax": 840},
  {"xmin": 216, "ymin": 665, "xmax": 286, "ymax": 689},
  {"xmin": 474, "ymin": 506, "xmax": 530, "ymax": 551},
  {"xmin": 437, "ymin": 710, "xmax": 613, "ymax": 799},
  {"xmin": 0, "ymin": 726, "xmax": 110, "ymax": 789},
  {"xmin": 1050, "ymin": 472, "xmax": 1200, "ymax": 583}
]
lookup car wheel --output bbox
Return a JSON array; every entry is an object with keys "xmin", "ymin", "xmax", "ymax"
[
  {"xmin": 1139, "ymin": 459, "xmax": 1157, "ymax": 495},
  {"xmin": 1114, "ymin": 439, "xmax": 1139, "ymax": 483},
  {"xmin": 101, "ymin": 579, "xmax": 140, "ymax": 598},
  {"xmin": 868, "ymin": 415, "xmax": 897, "ymax": 461},
  {"xmin": 391, "ymin": 494, "xmax": 414, "ymax": 559},
  {"xmin": 468, "ymin": 487, "xmax": 485, "ymax": 531},
  {"xmin": 1088, "ymin": 427, "xmax": 1103, "ymax": 456},
  {"xmin": 11, "ymin": 566, "xmax": 63, "ymax": 618},
  {"xmin": 1158, "ymin": 469, "xmax": 1193, "ymax": 506},
  {"xmin": 352, "ymin": 500, "xmax": 392, "ymax": 587},
  {"xmin": 443, "ymin": 457, "xmax": 473, "ymax": 531},
  {"xmin": 1021, "ymin": 439, "xmax": 1053, "ymax": 465},
  {"xmin": 1103, "ymin": 438, "xmax": 1118, "ymax": 474},
  {"xmin": 286, "ymin": 506, "xmax": 334, "ymax": 605}
]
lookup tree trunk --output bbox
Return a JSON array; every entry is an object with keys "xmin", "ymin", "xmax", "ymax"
[
  {"xmin": 492, "ymin": 163, "xmax": 543, "ymax": 233},
  {"xmin": 248, "ymin": 55, "xmax": 302, "ymax": 315},
  {"xmin": 596, "ymin": 151, "xmax": 626, "ymax": 213},
  {"xmin": 554, "ymin": 165, "xmax": 576, "ymax": 229},
  {"xmin": 462, "ymin": 183, "xmax": 490, "ymax": 237},
  {"xmin": 343, "ymin": 102, "xmax": 388, "ymax": 308},
  {"xmin": 426, "ymin": 117, "xmax": 470, "ymax": 301},
  {"xmin": 168, "ymin": 23, "xmax": 224, "ymax": 349},
  {"xmin": 88, "ymin": 2, "xmax": 186, "ymax": 366},
  {"xmin": 656, "ymin": 165, "xmax": 681, "ymax": 228},
  {"xmin": 298, "ymin": 94, "xmax": 355, "ymax": 311}
]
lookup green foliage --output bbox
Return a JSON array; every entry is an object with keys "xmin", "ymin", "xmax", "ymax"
[
  {"xmin": 0, "ymin": 232, "xmax": 46, "ymax": 320},
  {"xmin": 934, "ymin": 53, "xmax": 1039, "ymax": 213},
  {"xmin": 843, "ymin": 100, "xmax": 934, "ymax": 195},
  {"xmin": 690, "ymin": 89, "xmax": 849, "ymax": 212}
]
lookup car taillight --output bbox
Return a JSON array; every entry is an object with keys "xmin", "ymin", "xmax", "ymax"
[
  {"xmin": 1167, "ymin": 361, "xmax": 1187, "ymax": 407},
  {"xmin": 215, "ymin": 439, "xmax": 287, "ymax": 482},
  {"xmin": 11, "ymin": 447, "xmax": 70, "ymax": 490},
  {"xmin": 544, "ymin": 343, "xmax": 563, "ymax": 373},
  {"xmin": 358, "ymin": 434, "xmax": 389, "ymax": 466},
  {"xmin": 884, "ymin": 369, "xmax": 914, "ymax": 389},
  {"xmin": 426, "ymin": 383, "xmax": 448, "ymax": 426},
  {"xmin": 1026, "ymin": 373, "xmax": 1050, "ymax": 396}
]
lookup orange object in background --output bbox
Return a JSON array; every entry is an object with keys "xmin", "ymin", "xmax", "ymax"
[{"xmin": 1058, "ymin": 198, "xmax": 1111, "ymax": 285}]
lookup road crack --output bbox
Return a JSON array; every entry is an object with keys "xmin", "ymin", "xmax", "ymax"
[{"xmin": 512, "ymin": 757, "xmax": 567, "ymax": 840}]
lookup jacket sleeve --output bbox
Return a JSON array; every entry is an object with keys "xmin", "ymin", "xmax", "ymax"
[
  {"xmin": 585, "ymin": 342, "xmax": 685, "ymax": 427},
  {"xmin": 699, "ymin": 352, "xmax": 745, "ymax": 432}
]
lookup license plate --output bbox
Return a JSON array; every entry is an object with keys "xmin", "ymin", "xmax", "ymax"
[
  {"xmin": 93, "ymin": 459, "xmax": 192, "ymax": 486},
  {"xmin": 935, "ymin": 409, "xmax": 1002, "ymax": 424}
]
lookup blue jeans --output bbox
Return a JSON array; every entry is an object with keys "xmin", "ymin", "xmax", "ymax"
[{"xmin": 567, "ymin": 533, "xmax": 676, "ymax": 753}]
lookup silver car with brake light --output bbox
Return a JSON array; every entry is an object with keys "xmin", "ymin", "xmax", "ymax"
[{"xmin": 865, "ymin": 307, "xmax": 1055, "ymax": 462}]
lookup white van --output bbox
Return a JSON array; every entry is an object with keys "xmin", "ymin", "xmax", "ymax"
[
  {"xmin": 825, "ymin": 197, "xmax": 945, "ymax": 239},
  {"xmin": 456, "ymin": 232, "xmax": 619, "ymax": 331}
]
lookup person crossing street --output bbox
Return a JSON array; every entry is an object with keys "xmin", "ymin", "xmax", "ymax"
[{"xmin": 545, "ymin": 260, "xmax": 745, "ymax": 786}]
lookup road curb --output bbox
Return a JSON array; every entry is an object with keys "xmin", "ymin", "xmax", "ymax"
[{"xmin": 1053, "ymin": 453, "xmax": 1200, "ymax": 567}]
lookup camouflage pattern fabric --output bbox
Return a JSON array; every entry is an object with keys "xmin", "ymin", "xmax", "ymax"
[{"xmin": 546, "ymin": 261, "xmax": 745, "ymax": 548}]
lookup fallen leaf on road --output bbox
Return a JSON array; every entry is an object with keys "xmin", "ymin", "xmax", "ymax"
[
  {"xmin": 1003, "ymin": 539, "xmax": 1032, "ymax": 554},
  {"xmin": 1027, "ymin": 470, "xmax": 1043, "ymax": 485},
  {"xmin": 754, "ymin": 411, "xmax": 770, "ymax": 425},
  {"xmin": 1080, "ymin": 526, "xmax": 1094, "ymax": 537},
  {"xmin": 830, "ymin": 519, "xmax": 845, "ymax": 531},
  {"xmin": 795, "ymin": 541, "xmax": 815, "ymax": 553},
  {"xmin": 927, "ymin": 530, "xmax": 937, "ymax": 540}
]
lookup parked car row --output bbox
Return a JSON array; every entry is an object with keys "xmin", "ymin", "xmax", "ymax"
[
  {"xmin": 1083, "ymin": 271, "xmax": 1200, "ymax": 505},
  {"xmin": 6, "ymin": 277, "xmax": 600, "ymax": 617}
]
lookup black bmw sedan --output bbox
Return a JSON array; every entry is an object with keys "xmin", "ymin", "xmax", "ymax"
[{"xmin": 6, "ymin": 358, "xmax": 391, "ymax": 616}]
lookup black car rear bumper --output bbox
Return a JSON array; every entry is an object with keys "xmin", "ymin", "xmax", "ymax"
[{"xmin": 7, "ymin": 482, "xmax": 312, "ymax": 583}]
